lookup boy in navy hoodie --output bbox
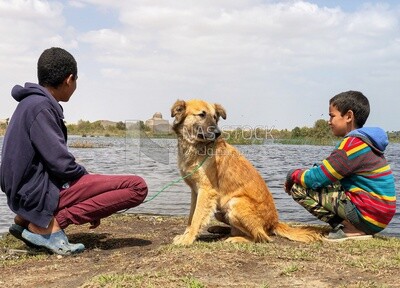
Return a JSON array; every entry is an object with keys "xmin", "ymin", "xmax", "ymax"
[
  {"xmin": 284, "ymin": 91, "xmax": 396, "ymax": 241},
  {"xmin": 0, "ymin": 47, "xmax": 148, "ymax": 254}
]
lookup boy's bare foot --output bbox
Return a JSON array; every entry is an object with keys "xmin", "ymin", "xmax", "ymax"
[
  {"xmin": 341, "ymin": 220, "xmax": 367, "ymax": 236},
  {"xmin": 28, "ymin": 217, "xmax": 62, "ymax": 235},
  {"xmin": 324, "ymin": 221, "xmax": 373, "ymax": 242},
  {"xmin": 14, "ymin": 215, "xmax": 29, "ymax": 228}
]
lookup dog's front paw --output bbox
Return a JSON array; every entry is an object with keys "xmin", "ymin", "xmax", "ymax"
[{"xmin": 173, "ymin": 233, "xmax": 195, "ymax": 245}]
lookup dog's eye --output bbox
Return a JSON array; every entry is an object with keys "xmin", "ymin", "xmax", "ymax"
[{"xmin": 198, "ymin": 111, "xmax": 206, "ymax": 118}]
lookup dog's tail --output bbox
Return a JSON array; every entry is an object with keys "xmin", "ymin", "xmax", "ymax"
[{"xmin": 274, "ymin": 222, "xmax": 324, "ymax": 243}]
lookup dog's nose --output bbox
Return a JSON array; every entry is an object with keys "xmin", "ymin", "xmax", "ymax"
[{"xmin": 213, "ymin": 127, "xmax": 221, "ymax": 139}]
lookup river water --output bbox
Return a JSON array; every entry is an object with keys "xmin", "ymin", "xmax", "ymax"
[{"xmin": 0, "ymin": 136, "xmax": 399, "ymax": 237}]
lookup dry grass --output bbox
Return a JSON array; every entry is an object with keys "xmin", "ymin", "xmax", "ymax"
[{"xmin": 0, "ymin": 214, "xmax": 399, "ymax": 288}]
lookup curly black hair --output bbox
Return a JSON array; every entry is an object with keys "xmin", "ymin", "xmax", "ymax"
[
  {"xmin": 37, "ymin": 47, "xmax": 77, "ymax": 88},
  {"xmin": 329, "ymin": 91, "xmax": 370, "ymax": 128}
]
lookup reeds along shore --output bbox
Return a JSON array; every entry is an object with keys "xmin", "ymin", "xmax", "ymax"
[{"xmin": 1, "ymin": 119, "xmax": 399, "ymax": 145}]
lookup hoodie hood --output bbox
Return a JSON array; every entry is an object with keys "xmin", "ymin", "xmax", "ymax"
[
  {"xmin": 11, "ymin": 82, "xmax": 64, "ymax": 118},
  {"xmin": 346, "ymin": 127, "xmax": 389, "ymax": 153}
]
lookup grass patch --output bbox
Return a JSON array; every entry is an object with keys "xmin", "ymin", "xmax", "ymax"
[
  {"xmin": 1, "ymin": 214, "xmax": 399, "ymax": 288},
  {"xmin": 280, "ymin": 264, "xmax": 300, "ymax": 276},
  {"xmin": 93, "ymin": 273, "xmax": 147, "ymax": 287},
  {"xmin": 80, "ymin": 271, "xmax": 206, "ymax": 288},
  {"xmin": 338, "ymin": 281, "xmax": 390, "ymax": 288},
  {"xmin": 0, "ymin": 233, "xmax": 48, "ymax": 267},
  {"xmin": 321, "ymin": 236, "xmax": 400, "ymax": 273},
  {"xmin": 183, "ymin": 276, "xmax": 206, "ymax": 288},
  {"xmin": 158, "ymin": 234, "xmax": 400, "ymax": 274}
]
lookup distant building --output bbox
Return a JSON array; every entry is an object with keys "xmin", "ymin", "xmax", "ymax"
[{"xmin": 145, "ymin": 112, "xmax": 171, "ymax": 133}]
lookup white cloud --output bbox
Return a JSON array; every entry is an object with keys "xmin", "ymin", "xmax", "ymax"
[
  {"xmin": 68, "ymin": 0, "xmax": 86, "ymax": 8},
  {"xmin": 0, "ymin": 0, "xmax": 71, "ymax": 117},
  {"xmin": 0, "ymin": 0, "xmax": 64, "ymax": 53},
  {"xmin": 79, "ymin": 1, "xmax": 399, "ymax": 74}
]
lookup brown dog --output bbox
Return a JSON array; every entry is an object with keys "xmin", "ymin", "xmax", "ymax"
[{"xmin": 171, "ymin": 99, "xmax": 322, "ymax": 245}]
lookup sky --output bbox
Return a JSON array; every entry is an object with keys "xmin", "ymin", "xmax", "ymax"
[{"xmin": 0, "ymin": 0, "xmax": 399, "ymax": 131}]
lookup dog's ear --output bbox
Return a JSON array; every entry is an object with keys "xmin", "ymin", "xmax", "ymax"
[
  {"xmin": 214, "ymin": 103, "xmax": 226, "ymax": 120},
  {"xmin": 171, "ymin": 100, "xmax": 186, "ymax": 125}
]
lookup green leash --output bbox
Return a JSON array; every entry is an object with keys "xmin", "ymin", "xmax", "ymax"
[{"xmin": 143, "ymin": 151, "xmax": 211, "ymax": 203}]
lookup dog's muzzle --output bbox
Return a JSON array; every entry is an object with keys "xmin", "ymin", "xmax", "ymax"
[
  {"xmin": 213, "ymin": 127, "xmax": 222, "ymax": 139},
  {"xmin": 197, "ymin": 126, "xmax": 221, "ymax": 141},
  {"xmin": 206, "ymin": 126, "xmax": 221, "ymax": 140}
]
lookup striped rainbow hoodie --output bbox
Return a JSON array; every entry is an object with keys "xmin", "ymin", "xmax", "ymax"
[{"xmin": 290, "ymin": 127, "xmax": 396, "ymax": 233}]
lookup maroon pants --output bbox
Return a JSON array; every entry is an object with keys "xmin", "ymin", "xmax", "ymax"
[{"xmin": 54, "ymin": 174, "xmax": 148, "ymax": 229}]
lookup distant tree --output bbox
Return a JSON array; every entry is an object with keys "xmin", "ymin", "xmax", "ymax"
[
  {"xmin": 313, "ymin": 119, "xmax": 331, "ymax": 138},
  {"xmin": 299, "ymin": 126, "xmax": 313, "ymax": 137},
  {"xmin": 77, "ymin": 120, "xmax": 91, "ymax": 133},
  {"xmin": 92, "ymin": 121, "xmax": 105, "ymax": 131},
  {"xmin": 138, "ymin": 121, "xmax": 151, "ymax": 132},
  {"xmin": 292, "ymin": 126, "xmax": 301, "ymax": 138},
  {"xmin": 116, "ymin": 121, "xmax": 126, "ymax": 130}
]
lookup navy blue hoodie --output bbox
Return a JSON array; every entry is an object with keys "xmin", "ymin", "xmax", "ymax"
[{"xmin": 0, "ymin": 83, "xmax": 87, "ymax": 228}]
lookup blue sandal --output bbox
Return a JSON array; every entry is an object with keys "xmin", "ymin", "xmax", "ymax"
[
  {"xmin": 21, "ymin": 229, "xmax": 85, "ymax": 255},
  {"xmin": 9, "ymin": 224, "xmax": 41, "ymax": 248}
]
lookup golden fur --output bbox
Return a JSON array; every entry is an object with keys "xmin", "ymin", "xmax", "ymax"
[{"xmin": 171, "ymin": 99, "xmax": 322, "ymax": 245}]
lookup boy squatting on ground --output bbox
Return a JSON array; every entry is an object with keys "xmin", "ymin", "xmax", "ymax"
[
  {"xmin": 284, "ymin": 91, "xmax": 396, "ymax": 241},
  {"xmin": 0, "ymin": 47, "xmax": 148, "ymax": 255}
]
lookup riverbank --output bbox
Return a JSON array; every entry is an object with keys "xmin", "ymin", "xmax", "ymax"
[{"xmin": 1, "ymin": 214, "xmax": 399, "ymax": 288}]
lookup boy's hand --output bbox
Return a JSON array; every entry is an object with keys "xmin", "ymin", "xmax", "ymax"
[
  {"xmin": 284, "ymin": 181, "xmax": 293, "ymax": 195},
  {"xmin": 284, "ymin": 169, "xmax": 299, "ymax": 195}
]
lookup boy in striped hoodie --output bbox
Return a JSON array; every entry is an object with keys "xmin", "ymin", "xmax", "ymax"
[{"xmin": 284, "ymin": 91, "xmax": 396, "ymax": 241}]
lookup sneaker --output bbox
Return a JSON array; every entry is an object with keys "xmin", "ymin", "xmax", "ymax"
[{"xmin": 324, "ymin": 225, "xmax": 373, "ymax": 242}]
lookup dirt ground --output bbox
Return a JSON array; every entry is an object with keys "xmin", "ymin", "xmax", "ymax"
[{"xmin": 1, "ymin": 214, "xmax": 399, "ymax": 288}]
